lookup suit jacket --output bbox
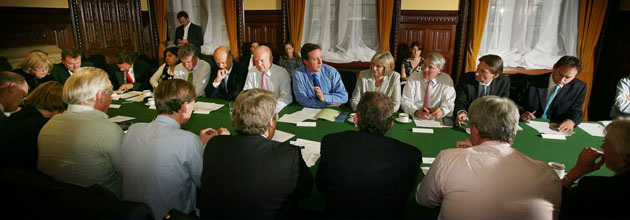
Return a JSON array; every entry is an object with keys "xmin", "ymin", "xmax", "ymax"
[
  {"xmin": 204, "ymin": 62, "xmax": 248, "ymax": 100},
  {"xmin": 199, "ymin": 134, "xmax": 313, "ymax": 219},
  {"xmin": 175, "ymin": 23, "xmax": 204, "ymax": 53},
  {"xmin": 50, "ymin": 61, "xmax": 93, "ymax": 84},
  {"xmin": 454, "ymin": 72, "xmax": 510, "ymax": 114},
  {"xmin": 316, "ymin": 130, "xmax": 422, "ymax": 218},
  {"xmin": 109, "ymin": 60, "xmax": 152, "ymax": 91},
  {"xmin": 560, "ymin": 171, "xmax": 630, "ymax": 220},
  {"xmin": 0, "ymin": 106, "xmax": 49, "ymax": 171},
  {"xmin": 14, "ymin": 69, "xmax": 54, "ymax": 93},
  {"xmin": 514, "ymin": 72, "xmax": 586, "ymax": 124}
]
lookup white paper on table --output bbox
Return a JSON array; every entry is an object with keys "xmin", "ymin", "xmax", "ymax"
[
  {"xmin": 126, "ymin": 95, "xmax": 146, "ymax": 102},
  {"xmin": 296, "ymin": 121, "xmax": 317, "ymax": 127},
  {"xmin": 149, "ymin": 105, "xmax": 156, "ymax": 110},
  {"xmin": 278, "ymin": 108, "xmax": 321, "ymax": 124},
  {"xmin": 577, "ymin": 122, "xmax": 605, "ymax": 137},
  {"xmin": 599, "ymin": 120, "xmax": 612, "ymax": 127},
  {"xmin": 526, "ymin": 121, "xmax": 573, "ymax": 136},
  {"xmin": 291, "ymin": 138, "xmax": 321, "ymax": 167},
  {"xmin": 108, "ymin": 115, "xmax": 135, "ymax": 123},
  {"xmin": 421, "ymin": 167, "xmax": 430, "ymax": 175},
  {"xmin": 413, "ymin": 116, "xmax": 450, "ymax": 128},
  {"xmin": 422, "ymin": 157, "xmax": 435, "ymax": 164},
  {"xmin": 118, "ymin": 91, "xmax": 142, "ymax": 99},
  {"xmin": 109, "ymin": 104, "xmax": 121, "ymax": 109},
  {"xmin": 193, "ymin": 102, "xmax": 224, "ymax": 112},
  {"xmin": 412, "ymin": 128, "xmax": 434, "ymax": 133},
  {"xmin": 541, "ymin": 133, "xmax": 567, "ymax": 140},
  {"xmin": 271, "ymin": 130, "xmax": 294, "ymax": 142},
  {"xmin": 111, "ymin": 94, "xmax": 121, "ymax": 100}
]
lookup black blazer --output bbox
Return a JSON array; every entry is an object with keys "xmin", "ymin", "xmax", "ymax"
[
  {"xmin": 175, "ymin": 23, "xmax": 204, "ymax": 53},
  {"xmin": 316, "ymin": 130, "xmax": 422, "ymax": 218},
  {"xmin": 560, "ymin": 171, "xmax": 630, "ymax": 220},
  {"xmin": 199, "ymin": 135, "xmax": 313, "ymax": 219},
  {"xmin": 50, "ymin": 61, "xmax": 93, "ymax": 84},
  {"xmin": 0, "ymin": 106, "xmax": 49, "ymax": 171},
  {"xmin": 454, "ymin": 72, "xmax": 510, "ymax": 114},
  {"xmin": 14, "ymin": 69, "xmax": 54, "ymax": 93},
  {"xmin": 204, "ymin": 62, "xmax": 248, "ymax": 100},
  {"xmin": 109, "ymin": 60, "xmax": 152, "ymax": 91},
  {"xmin": 514, "ymin": 72, "xmax": 586, "ymax": 124}
]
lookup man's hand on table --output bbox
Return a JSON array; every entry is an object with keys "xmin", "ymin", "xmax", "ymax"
[{"xmin": 199, "ymin": 127, "xmax": 230, "ymax": 146}]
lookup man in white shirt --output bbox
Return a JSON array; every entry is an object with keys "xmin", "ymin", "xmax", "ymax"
[
  {"xmin": 243, "ymin": 45, "xmax": 292, "ymax": 112},
  {"xmin": 175, "ymin": 11, "xmax": 203, "ymax": 55},
  {"xmin": 416, "ymin": 96, "xmax": 561, "ymax": 220},
  {"xmin": 401, "ymin": 53, "xmax": 455, "ymax": 120},
  {"xmin": 173, "ymin": 43, "xmax": 210, "ymax": 97}
]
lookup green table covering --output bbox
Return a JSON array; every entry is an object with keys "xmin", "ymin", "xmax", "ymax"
[{"xmin": 108, "ymin": 97, "xmax": 610, "ymax": 219}]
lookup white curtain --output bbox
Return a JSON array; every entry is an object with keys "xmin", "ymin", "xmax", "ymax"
[
  {"xmin": 167, "ymin": 0, "xmax": 229, "ymax": 55},
  {"xmin": 301, "ymin": 0, "xmax": 378, "ymax": 63},
  {"xmin": 477, "ymin": 0, "xmax": 578, "ymax": 69}
]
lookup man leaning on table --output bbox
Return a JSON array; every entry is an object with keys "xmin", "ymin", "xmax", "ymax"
[
  {"xmin": 401, "ymin": 52, "xmax": 455, "ymax": 120},
  {"xmin": 417, "ymin": 96, "xmax": 561, "ymax": 220},
  {"xmin": 121, "ymin": 79, "xmax": 228, "ymax": 218},
  {"xmin": 317, "ymin": 92, "xmax": 421, "ymax": 218},
  {"xmin": 205, "ymin": 46, "xmax": 248, "ymax": 100},
  {"xmin": 243, "ymin": 45, "xmax": 292, "ymax": 112},
  {"xmin": 199, "ymin": 88, "xmax": 313, "ymax": 218},
  {"xmin": 174, "ymin": 43, "xmax": 210, "ymax": 97},
  {"xmin": 292, "ymin": 43, "xmax": 348, "ymax": 108},
  {"xmin": 38, "ymin": 67, "xmax": 123, "ymax": 198},
  {"xmin": 515, "ymin": 55, "xmax": 586, "ymax": 132}
]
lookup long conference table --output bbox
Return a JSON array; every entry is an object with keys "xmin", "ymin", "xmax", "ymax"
[{"xmin": 108, "ymin": 97, "xmax": 610, "ymax": 219}]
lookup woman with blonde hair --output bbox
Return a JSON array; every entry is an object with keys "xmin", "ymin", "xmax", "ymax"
[
  {"xmin": 0, "ymin": 81, "xmax": 66, "ymax": 171},
  {"xmin": 350, "ymin": 51, "xmax": 401, "ymax": 112},
  {"xmin": 15, "ymin": 51, "xmax": 55, "ymax": 92}
]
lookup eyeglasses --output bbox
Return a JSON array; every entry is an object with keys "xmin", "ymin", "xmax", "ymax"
[{"xmin": 31, "ymin": 67, "xmax": 50, "ymax": 72}]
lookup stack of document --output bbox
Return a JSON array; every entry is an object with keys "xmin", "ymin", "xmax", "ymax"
[
  {"xmin": 112, "ymin": 91, "xmax": 144, "ymax": 102},
  {"xmin": 290, "ymin": 138, "xmax": 321, "ymax": 167},
  {"xmin": 526, "ymin": 121, "xmax": 573, "ymax": 138},
  {"xmin": 193, "ymin": 102, "xmax": 224, "ymax": 114},
  {"xmin": 271, "ymin": 130, "xmax": 295, "ymax": 142},
  {"xmin": 278, "ymin": 108, "xmax": 321, "ymax": 124},
  {"xmin": 413, "ymin": 117, "xmax": 450, "ymax": 128},
  {"xmin": 577, "ymin": 122, "xmax": 605, "ymax": 137}
]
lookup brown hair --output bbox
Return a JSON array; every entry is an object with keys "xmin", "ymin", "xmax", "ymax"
[
  {"xmin": 232, "ymin": 88, "xmax": 276, "ymax": 135},
  {"xmin": 62, "ymin": 48, "xmax": 82, "ymax": 60},
  {"xmin": 115, "ymin": 50, "xmax": 137, "ymax": 64},
  {"xmin": 300, "ymin": 43, "xmax": 321, "ymax": 60},
  {"xmin": 553, "ymin": 55, "xmax": 583, "ymax": 73},
  {"xmin": 357, "ymin": 92, "xmax": 394, "ymax": 135},
  {"xmin": 478, "ymin": 54, "xmax": 504, "ymax": 75},
  {"xmin": 178, "ymin": 43, "xmax": 197, "ymax": 59},
  {"xmin": 154, "ymin": 79, "xmax": 196, "ymax": 114},
  {"xmin": 24, "ymin": 81, "xmax": 66, "ymax": 112}
]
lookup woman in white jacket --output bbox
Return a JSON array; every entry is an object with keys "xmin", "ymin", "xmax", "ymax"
[{"xmin": 350, "ymin": 51, "xmax": 401, "ymax": 112}]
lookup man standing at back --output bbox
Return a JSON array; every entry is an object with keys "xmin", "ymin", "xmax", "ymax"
[
  {"xmin": 174, "ymin": 43, "xmax": 211, "ymax": 97},
  {"xmin": 175, "ymin": 11, "xmax": 204, "ymax": 55},
  {"xmin": 243, "ymin": 45, "xmax": 292, "ymax": 112},
  {"xmin": 38, "ymin": 67, "xmax": 123, "ymax": 198},
  {"xmin": 417, "ymin": 96, "xmax": 561, "ymax": 220},
  {"xmin": 121, "ymin": 79, "xmax": 228, "ymax": 218},
  {"xmin": 205, "ymin": 46, "xmax": 247, "ymax": 100},
  {"xmin": 293, "ymin": 43, "xmax": 348, "ymax": 107},
  {"xmin": 317, "ymin": 92, "xmax": 422, "ymax": 218}
]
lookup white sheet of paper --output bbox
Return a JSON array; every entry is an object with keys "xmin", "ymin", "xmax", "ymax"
[
  {"xmin": 421, "ymin": 167, "xmax": 430, "ymax": 175},
  {"xmin": 541, "ymin": 133, "xmax": 567, "ymax": 140},
  {"xmin": 118, "ymin": 91, "xmax": 142, "ymax": 99},
  {"xmin": 413, "ymin": 116, "xmax": 449, "ymax": 128},
  {"xmin": 193, "ymin": 109, "xmax": 211, "ymax": 114},
  {"xmin": 108, "ymin": 115, "xmax": 135, "ymax": 123},
  {"xmin": 291, "ymin": 138, "xmax": 321, "ymax": 167},
  {"xmin": 149, "ymin": 105, "xmax": 156, "ymax": 110},
  {"xmin": 109, "ymin": 104, "xmax": 121, "ymax": 109},
  {"xmin": 126, "ymin": 95, "xmax": 146, "ymax": 102},
  {"xmin": 271, "ymin": 130, "xmax": 294, "ymax": 142},
  {"xmin": 422, "ymin": 157, "xmax": 435, "ymax": 164},
  {"xmin": 296, "ymin": 121, "xmax": 317, "ymax": 127},
  {"xmin": 526, "ymin": 121, "xmax": 573, "ymax": 136},
  {"xmin": 412, "ymin": 128, "xmax": 434, "ymax": 133},
  {"xmin": 193, "ymin": 102, "xmax": 224, "ymax": 113},
  {"xmin": 599, "ymin": 120, "xmax": 612, "ymax": 127},
  {"xmin": 577, "ymin": 122, "xmax": 605, "ymax": 137},
  {"xmin": 278, "ymin": 108, "xmax": 322, "ymax": 124}
]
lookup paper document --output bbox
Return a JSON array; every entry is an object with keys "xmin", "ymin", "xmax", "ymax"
[
  {"xmin": 599, "ymin": 120, "xmax": 612, "ymax": 127},
  {"xmin": 108, "ymin": 115, "xmax": 135, "ymax": 123},
  {"xmin": 271, "ymin": 130, "xmax": 294, "ymax": 142},
  {"xmin": 126, "ymin": 95, "xmax": 146, "ymax": 102},
  {"xmin": 541, "ymin": 133, "xmax": 567, "ymax": 140},
  {"xmin": 117, "ymin": 91, "xmax": 142, "ymax": 99},
  {"xmin": 412, "ymin": 128, "xmax": 434, "ymax": 133},
  {"xmin": 413, "ymin": 116, "xmax": 450, "ymax": 128},
  {"xmin": 577, "ymin": 123, "xmax": 605, "ymax": 137},
  {"xmin": 193, "ymin": 102, "xmax": 224, "ymax": 114},
  {"xmin": 296, "ymin": 121, "xmax": 316, "ymax": 127},
  {"xmin": 278, "ymin": 108, "xmax": 325, "ymax": 124},
  {"xmin": 109, "ymin": 104, "xmax": 121, "ymax": 109},
  {"xmin": 315, "ymin": 109, "xmax": 340, "ymax": 122},
  {"xmin": 422, "ymin": 157, "xmax": 435, "ymax": 164},
  {"xmin": 291, "ymin": 138, "xmax": 321, "ymax": 167},
  {"xmin": 526, "ymin": 121, "xmax": 573, "ymax": 136},
  {"xmin": 421, "ymin": 167, "xmax": 430, "ymax": 175}
]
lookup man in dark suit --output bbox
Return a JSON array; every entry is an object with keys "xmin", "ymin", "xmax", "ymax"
[
  {"xmin": 455, "ymin": 54, "xmax": 510, "ymax": 126},
  {"xmin": 316, "ymin": 92, "xmax": 422, "ymax": 218},
  {"xmin": 0, "ymin": 71, "xmax": 28, "ymax": 126},
  {"xmin": 50, "ymin": 48, "xmax": 91, "ymax": 84},
  {"xmin": 199, "ymin": 88, "xmax": 313, "ymax": 219},
  {"xmin": 110, "ymin": 50, "xmax": 152, "ymax": 92},
  {"xmin": 175, "ymin": 11, "xmax": 204, "ymax": 55},
  {"xmin": 240, "ymin": 41, "xmax": 259, "ymax": 69},
  {"xmin": 205, "ymin": 46, "xmax": 247, "ymax": 100},
  {"xmin": 515, "ymin": 55, "xmax": 586, "ymax": 132}
]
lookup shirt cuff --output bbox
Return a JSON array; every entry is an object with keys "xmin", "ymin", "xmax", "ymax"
[{"xmin": 212, "ymin": 82, "xmax": 220, "ymax": 88}]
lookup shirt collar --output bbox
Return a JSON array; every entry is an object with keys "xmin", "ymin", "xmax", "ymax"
[
  {"xmin": 155, "ymin": 115, "xmax": 180, "ymax": 129},
  {"xmin": 68, "ymin": 104, "xmax": 96, "ymax": 112},
  {"xmin": 548, "ymin": 73, "xmax": 564, "ymax": 89},
  {"xmin": 479, "ymin": 78, "xmax": 493, "ymax": 87},
  {"xmin": 185, "ymin": 22, "xmax": 191, "ymax": 30},
  {"xmin": 423, "ymin": 77, "xmax": 437, "ymax": 85}
]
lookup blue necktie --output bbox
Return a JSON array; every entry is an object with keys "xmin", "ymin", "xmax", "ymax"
[
  {"xmin": 542, "ymin": 85, "xmax": 560, "ymax": 119},
  {"xmin": 313, "ymin": 74, "xmax": 321, "ymax": 87},
  {"xmin": 480, "ymin": 85, "xmax": 487, "ymax": 97}
]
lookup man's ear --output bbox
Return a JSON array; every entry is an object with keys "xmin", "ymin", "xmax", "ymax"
[
  {"xmin": 94, "ymin": 89, "xmax": 104, "ymax": 104},
  {"xmin": 180, "ymin": 101, "xmax": 190, "ymax": 114}
]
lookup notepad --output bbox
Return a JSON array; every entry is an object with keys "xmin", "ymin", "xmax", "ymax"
[
  {"xmin": 412, "ymin": 128, "xmax": 434, "ymax": 133},
  {"xmin": 315, "ymin": 109, "xmax": 340, "ymax": 122}
]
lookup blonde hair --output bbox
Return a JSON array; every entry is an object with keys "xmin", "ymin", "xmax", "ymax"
[
  {"xmin": 20, "ymin": 51, "xmax": 53, "ymax": 75},
  {"xmin": 604, "ymin": 117, "xmax": 630, "ymax": 155},
  {"xmin": 63, "ymin": 67, "xmax": 113, "ymax": 105},
  {"xmin": 371, "ymin": 51, "xmax": 395, "ymax": 76},
  {"xmin": 24, "ymin": 81, "xmax": 67, "ymax": 112},
  {"xmin": 232, "ymin": 89, "xmax": 277, "ymax": 135}
]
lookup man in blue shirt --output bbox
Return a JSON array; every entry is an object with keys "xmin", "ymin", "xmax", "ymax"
[
  {"xmin": 292, "ymin": 43, "xmax": 348, "ymax": 107},
  {"xmin": 120, "ymin": 79, "xmax": 229, "ymax": 218}
]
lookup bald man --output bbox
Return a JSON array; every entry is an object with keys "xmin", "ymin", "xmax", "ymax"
[
  {"xmin": 205, "ymin": 46, "xmax": 248, "ymax": 100},
  {"xmin": 243, "ymin": 46, "xmax": 292, "ymax": 112}
]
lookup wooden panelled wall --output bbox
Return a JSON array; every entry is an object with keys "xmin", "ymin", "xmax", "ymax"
[
  {"xmin": 242, "ymin": 10, "xmax": 286, "ymax": 57},
  {"xmin": 0, "ymin": 7, "xmax": 75, "ymax": 50}
]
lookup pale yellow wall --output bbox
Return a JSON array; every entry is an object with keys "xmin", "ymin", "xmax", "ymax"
[
  {"xmin": 141, "ymin": 0, "xmax": 148, "ymax": 11},
  {"xmin": 0, "ymin": 0, "xmax": 68, "ymax": 8},
  {"xmin": 245, "ymin": 0, "xmax": 281, "ymax": 10},
  {"xmin": 402, "ymin": 0, "xmax": 459, "ymax": 10}
]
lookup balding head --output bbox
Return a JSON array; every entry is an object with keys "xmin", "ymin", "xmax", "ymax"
[
  {"xmin": 213, "ymin": 46, "xmax": 233, "ymax": 70},
  {"xmin": 254, "ymin": 45, "xmax": 273, "ymax": 72},
  {"xmin": 0, "ymin": 71, "xmax": 28, "ymax": 112}
]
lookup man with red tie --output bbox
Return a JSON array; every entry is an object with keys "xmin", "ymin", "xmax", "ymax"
[{"xmin": 111, "ymin": 50, "xmax": 151, "ymax": 92}]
